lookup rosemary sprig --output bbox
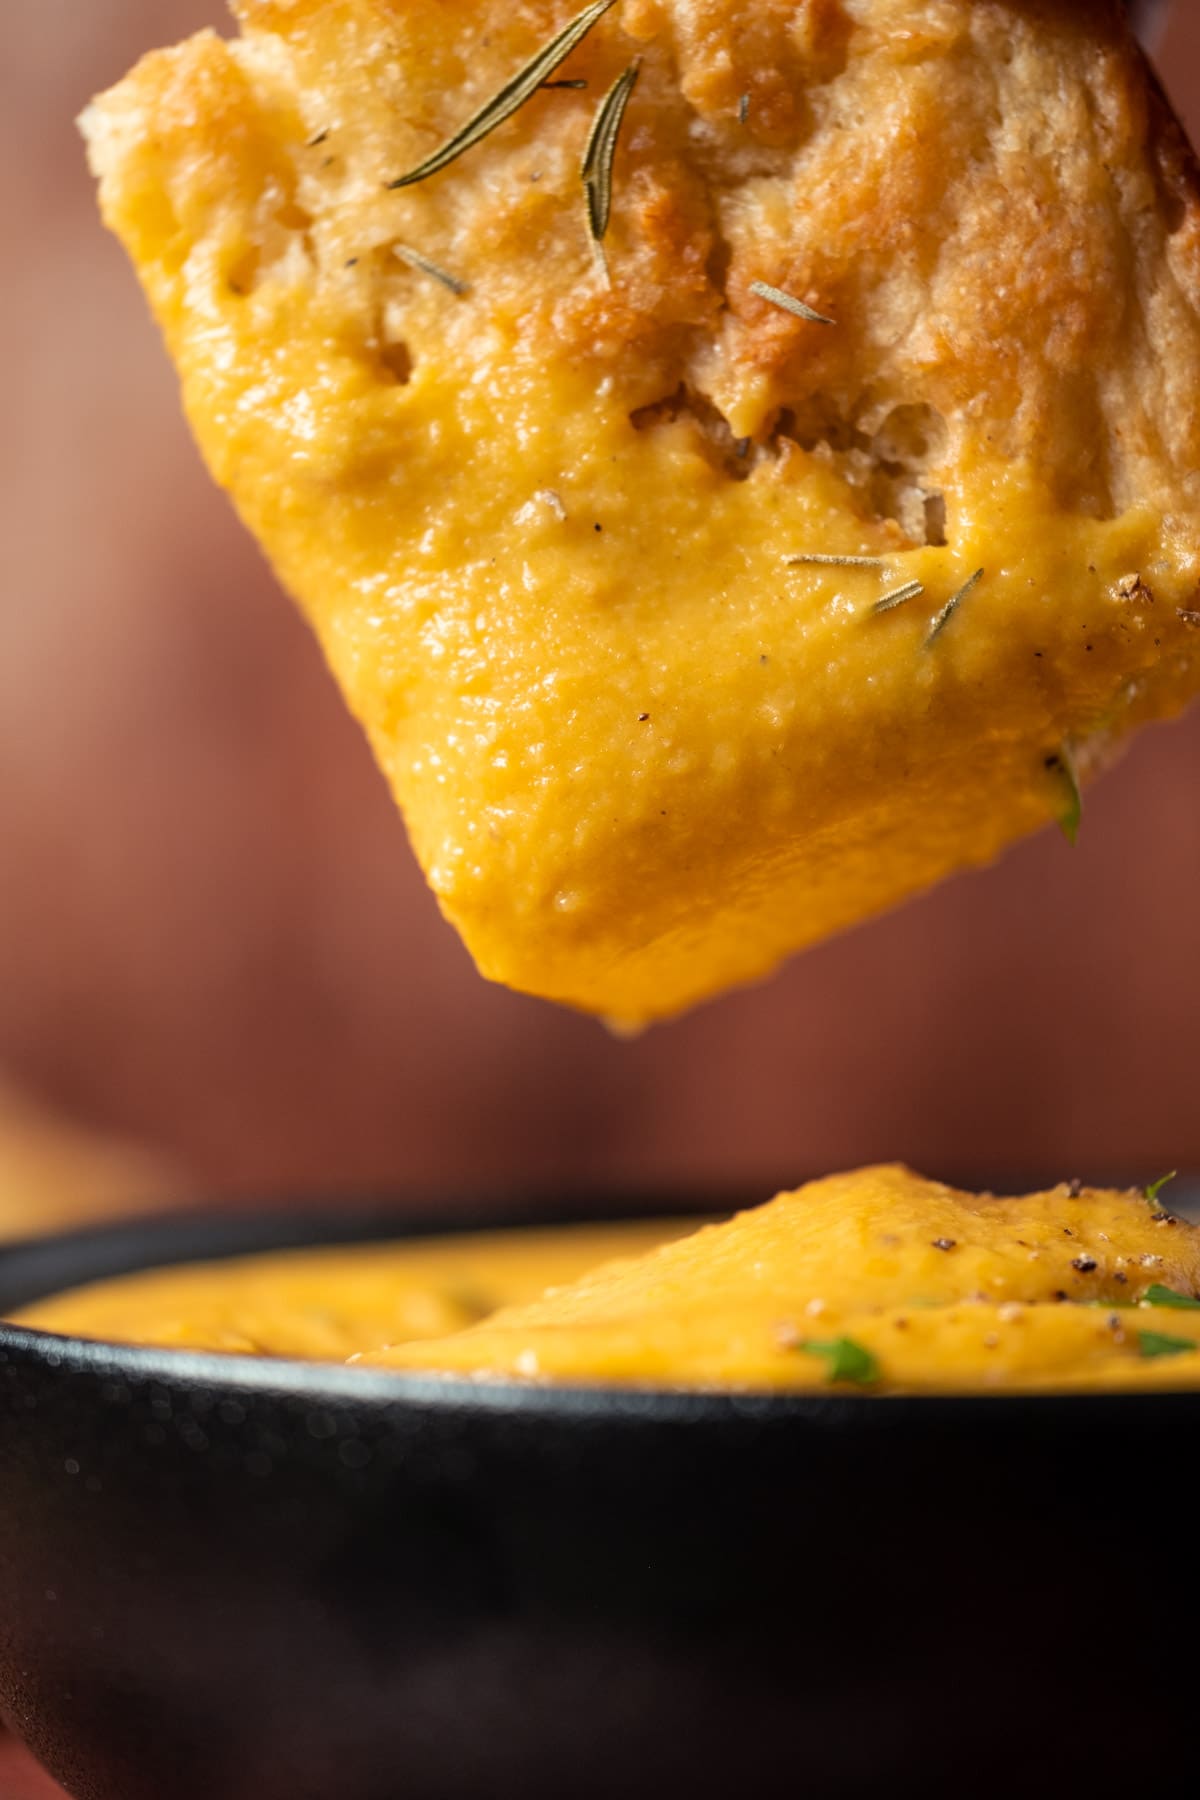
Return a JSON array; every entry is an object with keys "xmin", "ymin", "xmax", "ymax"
[
  {"xmin": 750, "ymin": 280, "xmax": 836, "ymax": 327},
  {"xmin": 925, "ymin": 567, "xmax": 983, "ymax": 645},
  {"xmin": 392, "ymin": 243, "xmax": 470, "ymax": 295},
  {"xmin": 582, "ymin": 59, "xmax": 641, "ymax": 246},
  {"xmin": 786, "ymin": 554, "xmax": 887, "ymax": 569},
  {"xmin": 387, "ymin": 0, "xmax": 617, "ymax": 190},
  {"xmin": 872, "ymin": 579, "xmax": 924, "ymax": 616}
]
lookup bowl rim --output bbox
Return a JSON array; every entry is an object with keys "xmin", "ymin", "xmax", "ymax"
[
  {"xmin": 4, "ymin": 1194, "xmax": 1200, "ymax": 1419},
  {"xmin": 6, "ymin": 1320, "xmax": 1200, "ymax": 1424}
]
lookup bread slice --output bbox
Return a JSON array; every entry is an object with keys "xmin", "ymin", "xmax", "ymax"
[{"xmin": 84, "ymin": 0, "xmax": 1200, "ymax": 1024}]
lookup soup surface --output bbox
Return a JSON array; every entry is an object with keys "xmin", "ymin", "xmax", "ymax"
[
  {"xmin": 15, "ymin": 1169, "xmax": 1200, "ymax": 1392},
  {"xmin": 11, "ymin": 1218, "xmax": 691, "ymax": 1362}
]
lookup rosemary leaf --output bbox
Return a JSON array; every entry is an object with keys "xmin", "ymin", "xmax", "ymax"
[
  {"xmin": 872, "ymin": 579, "xmax": 924, "ymax": 616},
  {"xmin": 542, "ymin": 78, "xmax": 590, "ymax": 89},
  {"xmin": 582, "ymin": 59, "xmax": 641, "ymax": 244},
  {"xmin": 1143, "ymin": 1283, "xmax": 1200, "ymax": 1311},
  {"xmin": 749, "ymin": 280, "xmax": 836, "ymax": 327},
  {"xmin": 1048, "ymin": 747, "xmax": 1082, "ymax": 847},
  {"xmin": 786, "ymin": 554, "xmax": 888, "ymax": 569},
  {"xmin": 392, "ymin": 243, "xmax": 470, "ymax": 295},
  {"xmin": 1145, "ymin": 1171, "xmax": 1178, "ymax": 1209},
  {"xmin": 925, "ymin": 567, "xmax": 984, "ymax": 645},
  {"xmin": 387, "ymin": 0, "xmax": 617, "ymax": 190},
  {"xmin": 1137, "ymin": 1329, "xmax": 1198, "ymax": 1361}
]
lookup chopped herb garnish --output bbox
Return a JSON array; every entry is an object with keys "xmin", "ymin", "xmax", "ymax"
[
  {"xmin": 738, "ymin": 92, "xmax": 750, "ymax": 123},
  {"xmin": 786, "ymin": 554, "xmax": 888, "ymax": 569},
  {"xmin": 872, "ymin": 579, "xmax": 924, "ymax": 616},
  {"xmin": 1137, "ymin": 1330, "xmax": 1198, "ymax": 1360},
  {"xmin": 582, "ymin": 59, "xmax": 641, "ymax": 248},
  {"xmin": 387, "ymin": 0, "xmax": 617, "ymax": 190},
  {"xmin": 392, "ymin": 243, "xmax": 470, "ymax": 295},
  {"xmin": 1142, "ymin": 1283, "xmax": 1200, "ymax": 1310},
  {"xmin": 926, "ymin": 567, "xmax": 984, "ymax": 645},
  {"xmin": 797, "ymin": 1337, "xmax": 880, "ymax": 1386},
  {"xmin": 1145, "ymin": 1171, "xmax": 1177, "ymax": 1208},
  {"xmin": 750, "ymin": 280, "xmax": 836, "ymax": 327}
]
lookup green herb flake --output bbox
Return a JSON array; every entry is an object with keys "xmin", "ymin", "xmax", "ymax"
[
  {"xmin": 392, "ymin": 243, "xmax": 471, "ymax": 295},
  {"xmin": 738, "ymin": 92, "xmax": 750, "ymax": 123},
  {"xmin": 1137, "ymin": 1330, "xmax": 1198, "ymax": 1361},
  {"xmin": 1145, "ymin": 1171, "xmax": 1178, "ymax": 1208},
  {"xmin": 797, "ymin": 1337, "xmax": 880, "ymax": 1386},
  {"xmin": 1142, "ymin": 1283, "xmax": 1200, "ymax": 1311},
  {"xmin": 387, "ymin": 0, "xmax": 617, "ymax": 190},
  {"xmin": 749, "ymin": 280, "xmax": 836, "ymax": 327},
  {"xmin": 872, "ymin": 579, "xmax": 924, "ymax": 616},
  {"xmin": 582, "ymin": 59, "xmax": 641, "ymax": 247},
  {"xmin": 925, "ymin": 567, "xmax": 984, "ymax": 645}
]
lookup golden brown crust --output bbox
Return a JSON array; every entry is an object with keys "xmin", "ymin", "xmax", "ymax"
[{"xmin": 112, "ymin": 0, "xmax": 1200, "ymax": 525}]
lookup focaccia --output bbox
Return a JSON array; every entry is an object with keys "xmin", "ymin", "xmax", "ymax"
[{"xmin": 84, "ymin": 0, "xmax": 1200, "ymax": 1023}]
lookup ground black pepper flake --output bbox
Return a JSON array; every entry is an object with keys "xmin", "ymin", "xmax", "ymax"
[
  {"xmin": 1114, "ymin": 1272, "xmax": 1128, "ymax": 1285},
  {"xmin": 1071, "ymin": 1256, "xmax": 1098, "ymax": 1273},
  {"xmin": 931, "ymin": 1238, "xmax": 956, "ymax": 1252},
  {"xmin": 1066, "ymin": 1178, "xmax": 1083, "ymax": 1198},
  {"xmin": 637, "ymin": 712, "xmax": 649, "ymax": 722}
]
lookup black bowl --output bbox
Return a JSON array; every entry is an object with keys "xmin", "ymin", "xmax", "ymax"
[{"xmin": 1, "ymin": 1198, "xmax": 1198, "ymax": 1800}]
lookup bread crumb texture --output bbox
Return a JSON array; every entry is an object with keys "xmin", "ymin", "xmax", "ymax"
[{"xmin": 85, "ymin": 0, "xmax": 1200, "ymax": 1022}]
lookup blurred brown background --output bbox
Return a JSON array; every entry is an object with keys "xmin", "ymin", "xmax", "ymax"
[{"xmin": 2, "ymin": 0, "xmax": 1200, "ymax": 1228}]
